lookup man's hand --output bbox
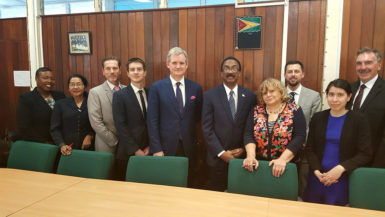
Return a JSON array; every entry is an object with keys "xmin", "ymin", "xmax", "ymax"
[
  {"xmin": 81, "ymin": 135, "xmax": 93, "ymax": 150},
  {"xmin": 230, "ymin": 148, "xmax": 244, "ymax": 158},
  {"xmin": 219, "ymin": 150, "xmax": 234, "ymax": 163},
  {"xmin": 135, "ymin": 149, "xmax": 145, "ymax": 156},
  {"xmin": 143, "ymin": 146, "xmax": 150, "ymax": 155},
  {"xmin": 153, "ymin": 151, "xmax": 164, "ymax": 156}
]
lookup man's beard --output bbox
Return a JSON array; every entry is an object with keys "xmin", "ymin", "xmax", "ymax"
[{"xmin": 287, "ymin": 81, "xmax": 299, "ymax": 87}]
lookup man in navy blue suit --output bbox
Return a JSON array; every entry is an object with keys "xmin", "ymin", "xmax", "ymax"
[
  {"xmin": 147, "ymin": 47, "xmax": 203, "ymax": 161},
  {"xmin": 112, "ymin": 57, "xmax": 149, "ymax": 180},
  {"xmin": 202, "ymin": 56, "xmax": 257, "ymax": 191}
]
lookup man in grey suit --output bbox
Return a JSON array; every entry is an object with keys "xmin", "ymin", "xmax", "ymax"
[
  {"xmin": 284, "ymin": 60, "xmax": 322, "ymax": 197},
  {"xmin": 88, "ymin": 56, "xmax": 125, "ymax": 154}
]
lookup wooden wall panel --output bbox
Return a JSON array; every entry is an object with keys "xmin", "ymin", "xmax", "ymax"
[
  {"xmin": 286, "ymin": 0, "xmax": 326, "ymax": 92},
  {"xmin": 0, "ymin": 18, "xmax": 30, "ymax": 138},
  {"xmin": 340, "ymin": 0, "xmax": 385, "ymax": 82},
  {"xmin": 41, "ymin": 2, "xmax": 326, "ymax": 94}
]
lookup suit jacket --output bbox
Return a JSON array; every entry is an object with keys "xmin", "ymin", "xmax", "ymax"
[
  {"xmin": 202, "ymin": 84, "xmax": 257, "ymax": 166},
  {"xmin": 17, "ymin": 87, "xmax": 65, "ymax": 143},
  {"xmin": 147, "ymin": 77, "xmax": 203, "ymax": 158},
  {"xmin": 50, "ymin": 96, "xmax": 94, "ymax": 149},
  {"xmin": 298, "ymin": 86, "xmax": 322, "ymax": 131},
  {"xmin": 88, "ymin": 81, "xmax": 126, "ymax": 153},
  {"xmin": 306, "ymin": 110, "xmax": 372, "ymax": 173},
  {"xmin": 112, "ymin": 85, "xmax": 149, "ymax": 160},
  {"xmin": 350, "ymin": 77, "xmax": 385, "ymax": 167}
]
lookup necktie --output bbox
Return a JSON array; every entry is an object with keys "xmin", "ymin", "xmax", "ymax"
[
  {"xmin": 113, "ymin": 86, "xmax": 120, "ymax": 92},
  {"xmin": 353, "ymin": 84, "xmax": 366, "ymax": 111},
  {"xmin": 229, "ymin": 90, "xmax": 236, "ymax": 119},
  {"xmin": 138, "ymin": 90, "xmax": 147, "ymax": 120},
  {"xmin": 176, "ymin": 82, "xmax": 183, "ymax": 114},
  {"xmin": 289, "ymin": 92, "xmax": 296, "ymax": 103}
]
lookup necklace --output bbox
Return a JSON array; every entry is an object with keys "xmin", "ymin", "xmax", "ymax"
[{"xmin": 266, "ymin": 103, "xmax": 285, "ymax": 115}]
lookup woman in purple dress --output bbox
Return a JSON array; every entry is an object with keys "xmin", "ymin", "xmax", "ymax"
[{"xmin": 302, "ymin": 79, "xmax": 372, "ymax": 205}]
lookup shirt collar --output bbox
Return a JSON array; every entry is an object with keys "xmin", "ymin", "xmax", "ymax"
[
  {"xmin": 287, "ymin": 84, "xmax": 302, "ymax": 95},
  {"xmin": 223, "ymin": 83, "xmax": 238, "ymax": 96},
  {"xmin": 360, "ymin": 74, "xmax": 378, "ymax": 89},
  {"xmin": 170, "ymin": 75, "xmax": 185, "ymax": 87},
  {"xmin": 130, "ymin": 83, "xmax": 144, "ymax": 93},
  {"xmin": 106, "ymin": 80, "xmax": 121, "ymax": 90}
]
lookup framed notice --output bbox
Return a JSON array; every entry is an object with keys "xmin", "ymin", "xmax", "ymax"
[
  {"xmin": 68, "ymin": 31, "xmax": 92, "ymax": 55},
  {"xmin": 234, "ymin": 16, "xmax": 262, "ymax": 49}
]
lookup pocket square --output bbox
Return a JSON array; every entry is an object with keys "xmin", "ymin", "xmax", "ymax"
[
  {"xmin": 190, "ymin": 96, "xmax": 196, "ymax": 100},
  {"xmin": 242, "ymin": 94, "xmax": 246, "ymax": 97}
]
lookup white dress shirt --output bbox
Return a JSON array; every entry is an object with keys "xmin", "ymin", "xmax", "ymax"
[
  {"xmin": 170, "ymin": 75, "xmax": 186, "ymax": 106},
  {"xmin": 223, "ymin": 83, "xmax": 238, "ymax": 111},
  {"xmin": 131, "ymin": 83, "xmax": 147, "ymax": 112},
  {"xmin": 287, "ymin": 84, "xmax": 302, "ymax": 104}
]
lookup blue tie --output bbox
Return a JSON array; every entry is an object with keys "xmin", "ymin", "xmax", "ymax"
[
  {"xmin": 176, "ymin": 82, "xmax": 183, "ymax": 114},
  {"xmin": 229, "ymin": 90, "xmax": 236, "ymax": 119},
  {"xmin": 289, "ymin": 92, "xmax": 296, "ymax": 103}
]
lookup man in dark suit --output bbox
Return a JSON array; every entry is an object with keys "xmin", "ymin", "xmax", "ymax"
[
  {"xmin": 202, "ymin": 56, "xmax": 257, "ymax": 191},
  {"xmin": 147, "ymin": 47, "xmax": 202, "ymax": 160},
  {"xmin": 17, "ymin": 67, "xmax": 65, "ymax": 143},
  {"xmin": 350, "ymin": 47, "xmax": 385, "ymax": 168},
  {"xmin": 112, "ymin": 57, "xmax": 149, "ymax": 181}
]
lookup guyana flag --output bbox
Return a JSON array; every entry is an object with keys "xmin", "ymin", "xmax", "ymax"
[{"xmin": 236, "ymin": 16, "xmax": 262, "ymax": 49}]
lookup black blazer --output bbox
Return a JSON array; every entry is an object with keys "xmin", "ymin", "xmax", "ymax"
[
  {"xmin": 17, "ymin": 87, "xmax": 65, "ymax": 143},
  {"xmin": 50, "ymin": 97, "xmax": 94, "ymax": 149},
  {"xmin": 350, "ymin": 77, "xmax": 385, "ymax": 167},
  {"xmin": 112, "ymin": 85, "xmax": 149, "ymax": 160},
  {"xmin": 306, "ymin": 110, "xmax": 372, "ymax": 173},
  {"xmin": 202, "ymin": 84, "xmax": 257, "ymax": 166}
]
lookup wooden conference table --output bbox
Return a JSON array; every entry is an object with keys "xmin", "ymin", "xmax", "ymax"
[{"xmin": 1, "ymin": 168, "xmax": 384, "ymax": 217}]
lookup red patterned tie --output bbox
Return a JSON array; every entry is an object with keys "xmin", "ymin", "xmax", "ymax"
[{"xmin": 353, "ymin": 84, "xmax": 366, "ymax": 111}]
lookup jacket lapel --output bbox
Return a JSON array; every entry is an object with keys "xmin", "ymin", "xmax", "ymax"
[
  {"xmin": 126, "ymin": 85, "xmax": 145, "ymax": 120},
  {"xmin": 236, "ymin": 86, "xmax": 246, "ymax": 121},
  {"xmin": 165, "ymin": 78, "xmax": 181, "ymax": 117},
  {"xmin": 360, "ymin": 78, "xmax": 383, "ymax": 111},
  {"xmin": 103, "ymin": 81, "xmax": 113, "ymax": 104}
]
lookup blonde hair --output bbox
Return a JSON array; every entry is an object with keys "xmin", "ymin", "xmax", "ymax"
[{"xmin": 257, "ymin": 78, "xmax": 290, "ymax": 104}]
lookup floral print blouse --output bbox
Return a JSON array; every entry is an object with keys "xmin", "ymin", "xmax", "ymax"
[{"xmin": 244, "ymin": 102, "xmax": 306, "ymax": 160}]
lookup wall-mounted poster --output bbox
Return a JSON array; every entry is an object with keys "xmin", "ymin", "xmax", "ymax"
[
  {"xmin": 68, "ymin": 31, "xmax": 92, "ymax": 55},
  {"xmin": 235, "ymin": 16, "xmax": 262, "ymax": 49}
]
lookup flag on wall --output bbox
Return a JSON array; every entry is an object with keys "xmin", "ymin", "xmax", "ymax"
[{"xmin": 235, "ymin": 16, "xmax": 262, "ymax": 49}]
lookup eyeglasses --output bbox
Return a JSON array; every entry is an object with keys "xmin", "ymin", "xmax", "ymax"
[
  {"xmin": 69, "ymin": 83, "xmax": 84, "ymax": 88},
  {"xmin": 223, "ymin": 67, "xmax": 239, "ymax": 72}
]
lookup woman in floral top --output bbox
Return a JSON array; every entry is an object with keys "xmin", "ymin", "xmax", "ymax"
[{"xmin": 243, "ymin": 78, "xmax": 306, "ymax": 177}]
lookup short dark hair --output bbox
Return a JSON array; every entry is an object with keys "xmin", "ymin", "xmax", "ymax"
[
  {"xmin": 35, "ymin": 67, "xmax": 52, "ymax": 78},
  {"xmin": 102, "ymin": 56, "xmax": 121, "ymax": 68},
  {"xmin": 67, "ymin": 73, "xmax": 88, "ymax": 88},
  {"xmin": 356, "ymin": 47, "xmax": 382, "ymax": 62},
  {"xmin": 126, "ymin": 57, "xmax": 146, "ymax": 71},
  {"xmin": 325, "ymin": 79, "xmax": 352, "ymax": 95},
  {"xmin": 220, "ymin": 56, "xmax": 241, "ymax": 72},
  {"xmin": 284, "ymin": 60, "xmax": 304, "ymax": 72}
]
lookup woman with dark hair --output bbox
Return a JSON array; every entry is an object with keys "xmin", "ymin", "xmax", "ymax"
[
  {"xmin": 303, "ymin": 79, "xmax": 372, "ymax": 205},
  {"xmin": 17, "ymin": 67, "xmax": 66, "ymax": 143},
  {"xmin": 50, "ymin": 74, "xmax": 94, "ymax": 155},
  {"xmin": 243, "ymin": 78, "xmax": 306, "ymax": 177}
]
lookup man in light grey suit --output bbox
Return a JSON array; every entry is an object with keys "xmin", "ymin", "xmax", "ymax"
[
  {"xmin": 88, "ymin": 56, "xmax": 125, "ymax": 154},
  {"xmin": 284, "ymin": 60, "xmax": 322, "ymax": 197}
]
